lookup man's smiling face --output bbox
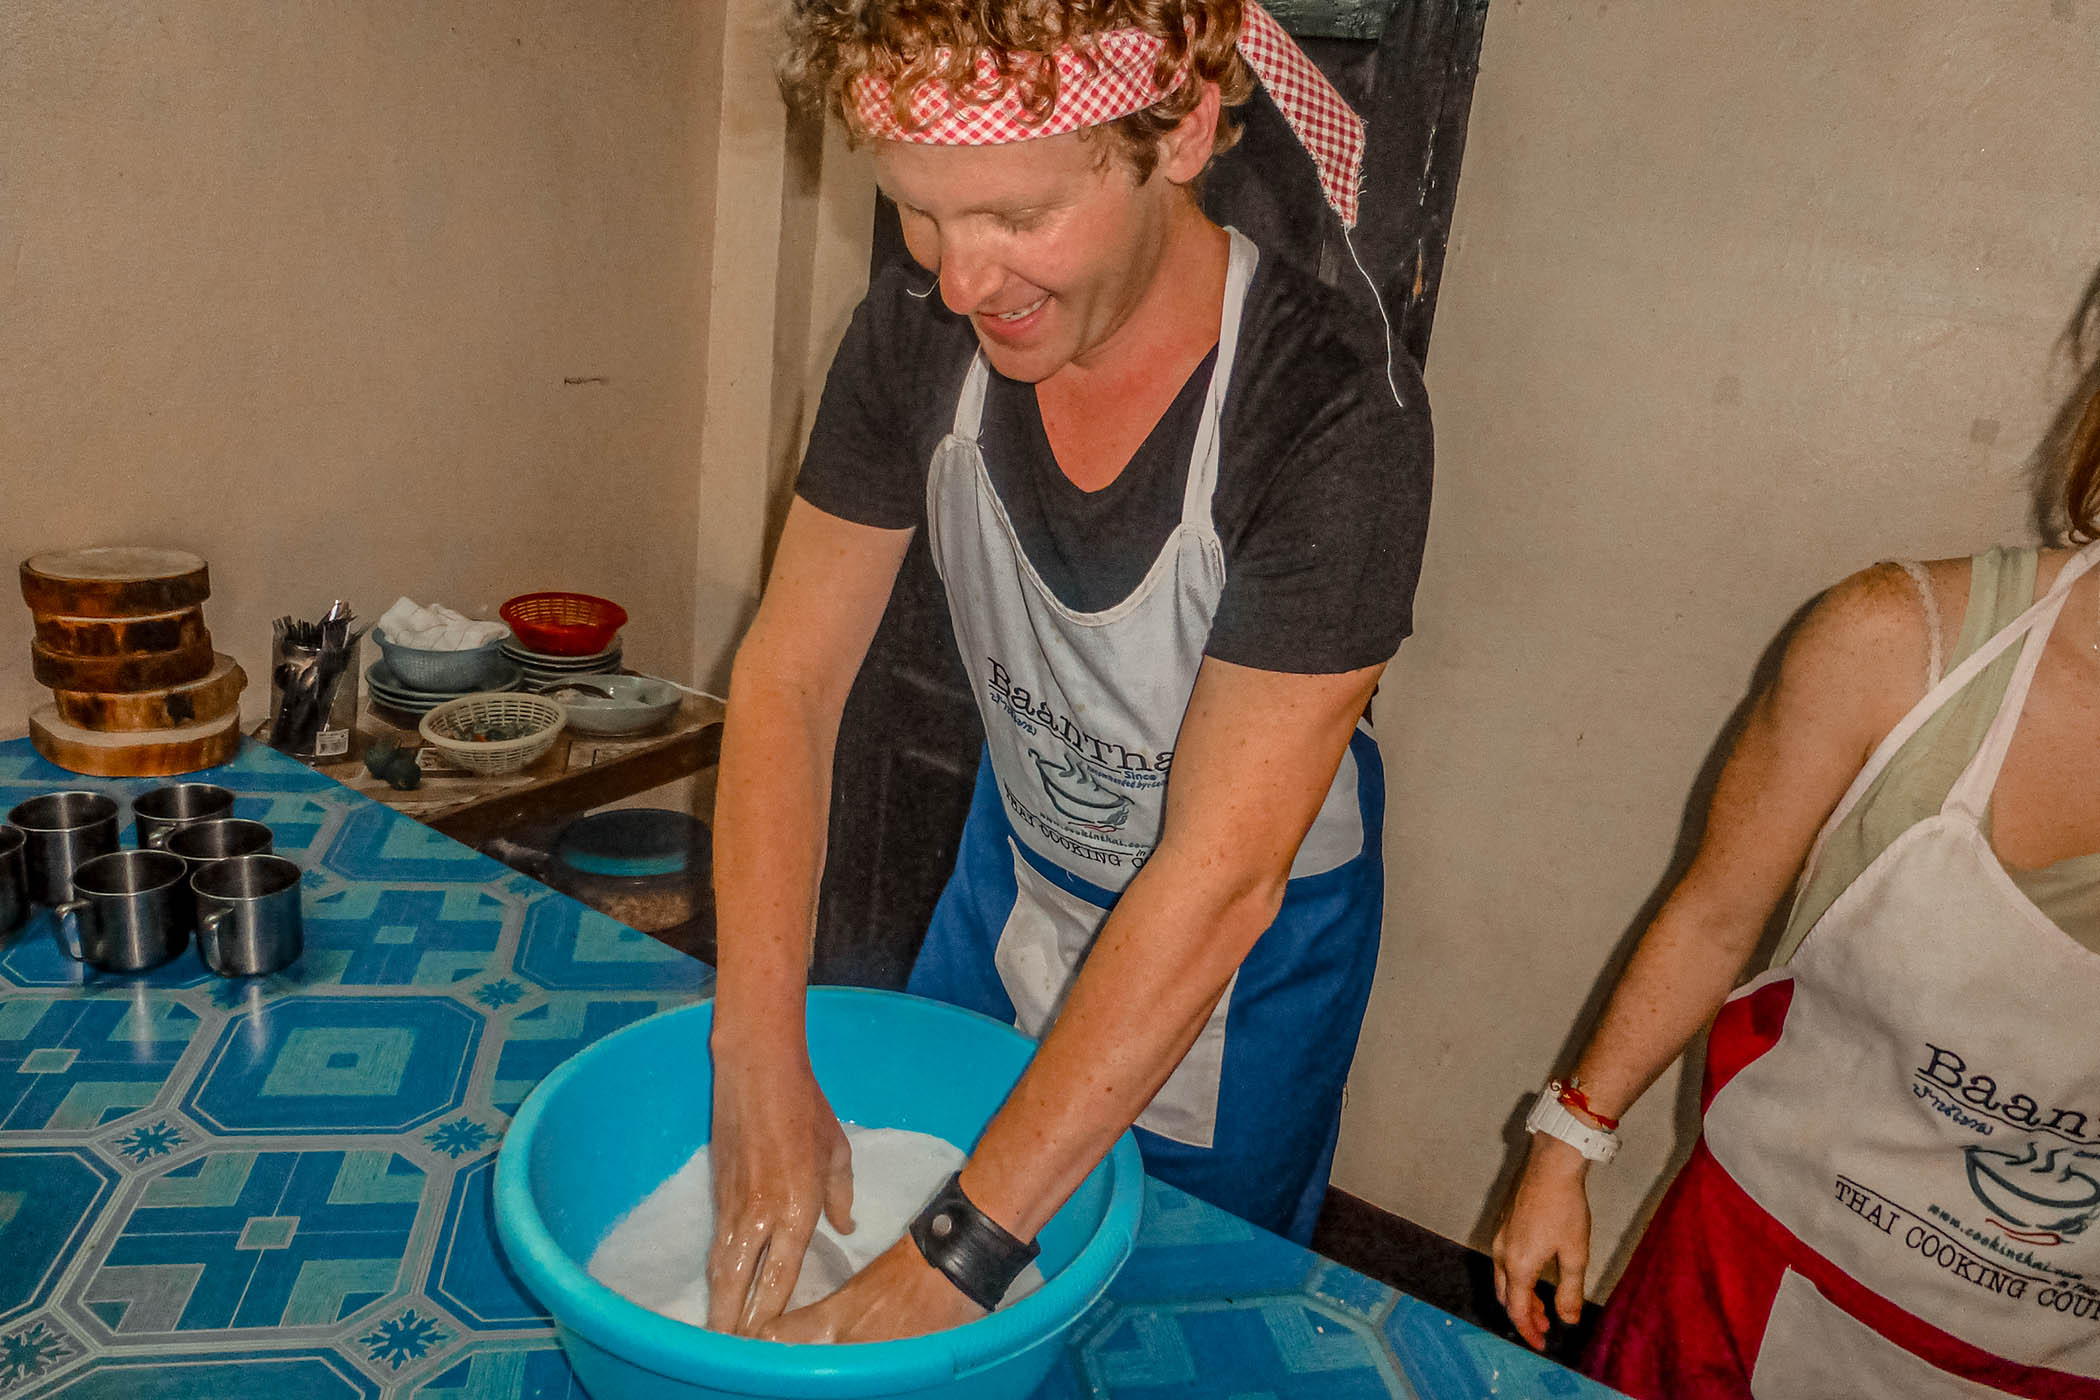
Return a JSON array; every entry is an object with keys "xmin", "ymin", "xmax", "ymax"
[{"xmin": 873, "ymin": 130, "xmax": 1183, "ymax": 385}]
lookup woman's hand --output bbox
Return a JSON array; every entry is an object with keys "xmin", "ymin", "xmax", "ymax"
[
  {"xmin": 1491, "ymin": 1135, "xmax": 1593, "ymax": 1352},
  {"xmin": 705, "ymin": 1050, "xmax": 857, "ymax": 1335},
  {"xmin": 760, "ymin": 1237, "xmax": 984, "ymax": 1344}
]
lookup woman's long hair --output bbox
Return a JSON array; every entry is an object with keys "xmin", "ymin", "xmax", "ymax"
[{"xmin": 2043, "ymin": 267, "xmax": 2100, "ymax": 543}]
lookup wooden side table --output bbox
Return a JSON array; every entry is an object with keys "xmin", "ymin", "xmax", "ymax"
[{"xmin": 260, "ymin": 692, "xmax": 725, "ymax": 847}]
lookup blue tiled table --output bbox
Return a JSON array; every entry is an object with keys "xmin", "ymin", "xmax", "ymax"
[{"xmin": 0, "ymin": 739, "xmax": 1614, "ymax": 1399}]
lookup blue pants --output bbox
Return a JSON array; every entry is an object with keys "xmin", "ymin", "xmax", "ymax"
[{"xmin": 907, "ymin": 730, "xmax": 1385, "ymax": 1243}]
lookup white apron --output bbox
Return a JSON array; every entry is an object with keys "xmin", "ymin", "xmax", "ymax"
[
  {"xmin": 1697, "ymin": 540, "xmax": 2100, "ymax": 1395},
  {"xmin": 913, "ymin": 228, "xmax": 1375, "ymax": 1163}
]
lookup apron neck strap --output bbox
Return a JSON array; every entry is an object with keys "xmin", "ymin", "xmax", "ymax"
[
  {"xmin": 952, "ymin": 348, "xmax": 992, "ymax": 440},
  {"xmin": 1181, "ymin": 228, "xmax": 1258, "ymax": 529},
  {"xmin": 1942, "ymin": 540, "xmax": 2100, "ymax": 822}
]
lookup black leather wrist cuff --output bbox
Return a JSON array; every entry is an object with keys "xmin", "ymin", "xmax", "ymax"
[{"xmin": 908, "ymin": 1170, "xmax": 1040, "ymax": 1312}]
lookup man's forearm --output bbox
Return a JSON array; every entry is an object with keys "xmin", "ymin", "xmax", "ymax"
[
  {"xmin": 956, "ymin": 850, "xmax": 1286, "ymax": 1239},
  {"xmin": 708, "ymin": 504, "xmax": 916, "ymax": 1063},
  {"xmin": 711, "ymin": 667, "xmax": 841, "ymax": 1058}
]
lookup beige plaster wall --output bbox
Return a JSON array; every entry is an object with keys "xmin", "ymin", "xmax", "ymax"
[
  {"xmin": 1333, "ymin": 1, "xmax": 2100, "ymax": 1290},
  {"xmin": 688, "ymin": 0, "xmax": 876, "ymax": 694},
  {"xmin": 17, "ymin": 0, "xmax": 2098, "ymax": 1307},
  {"xmin": 0, "ymin": 1, "xmax": 715, "ymax": 738}
]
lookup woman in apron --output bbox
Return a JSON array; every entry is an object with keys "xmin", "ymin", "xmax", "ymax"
[
  {"xmin": 1492, "ymin": 390, "xmax": 2100, "ymax": 1395},
  {"xmin": 706, "ymin": 0, "xmax": 1430, "ymax": 1345}
]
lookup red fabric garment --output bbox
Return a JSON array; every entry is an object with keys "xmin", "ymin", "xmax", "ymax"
[
  {"xmin": 1584, "ymin": 981, "xmax": 2100, "ymax": 1399},
  {"xmin": 1581, "ymin": 980, "xmax": 1795, "ymax": 1397}
]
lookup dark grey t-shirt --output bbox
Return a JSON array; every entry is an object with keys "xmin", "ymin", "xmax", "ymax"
[{"xmin": 796, "ymin": 247, "xmax": 1432, "ymax": 674}]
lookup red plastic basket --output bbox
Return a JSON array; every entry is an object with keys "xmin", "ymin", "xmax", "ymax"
[{"xmin": 500, "ymin": 592, "xmax": 628, "ymax": 657}]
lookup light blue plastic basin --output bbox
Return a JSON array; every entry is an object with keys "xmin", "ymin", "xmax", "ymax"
[{"xmin": 494, "ymin": 987, "xmax": 1144, "ymax": 1400}]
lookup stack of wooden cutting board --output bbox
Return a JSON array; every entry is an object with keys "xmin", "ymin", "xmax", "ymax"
[{"xmin": 21, "ymin": 547, "xmax": 248, "ymax": 776}]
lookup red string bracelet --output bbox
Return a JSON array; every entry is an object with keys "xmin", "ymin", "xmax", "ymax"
[{"xmin": 1552, "ymin": 1078, "xmax": 1621, "ymax": 1132}]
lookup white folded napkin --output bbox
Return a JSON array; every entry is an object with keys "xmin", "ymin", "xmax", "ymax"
[{"xmin": 376, "ymin": 597, "xmax": 511, "ymax": 651}]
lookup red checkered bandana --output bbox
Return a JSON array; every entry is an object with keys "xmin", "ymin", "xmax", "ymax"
[{"xmin": 847, "ymin": 1, "xmax": 1365, "ymax": 227}]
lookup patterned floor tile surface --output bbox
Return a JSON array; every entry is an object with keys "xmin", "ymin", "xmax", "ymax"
[{"xmin": 0, "ymin": 740, "xmax": 1616, "ymax": 1399}]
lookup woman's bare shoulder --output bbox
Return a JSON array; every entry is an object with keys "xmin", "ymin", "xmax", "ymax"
[
  {"xmin": 1772, "ymin": 557, "xmax": 1969, "ymax": 749},
  {"xmin": 1796, "ymin": 558, "xmax": 1950, "ymax": 662}
]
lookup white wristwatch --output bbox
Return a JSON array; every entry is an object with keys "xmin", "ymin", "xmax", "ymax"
[{"xmin": 1525, "ymin": 1093, "xmax": 1620, "ymax": 1163}]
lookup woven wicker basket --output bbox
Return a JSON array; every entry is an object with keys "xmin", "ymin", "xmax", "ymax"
[{"xmin": 418, "ymin": 693, "xmax": 564, "ymax": 775}]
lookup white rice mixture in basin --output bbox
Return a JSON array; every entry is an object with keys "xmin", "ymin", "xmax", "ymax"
[{"xmin": 588, "ymin": 1125, "xmax": 1043, "ymax": 1331}]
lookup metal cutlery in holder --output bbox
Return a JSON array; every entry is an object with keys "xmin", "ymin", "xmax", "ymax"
[{"xmin": 269, "ymin": 603, "xmax": 362, "ymax": 760}]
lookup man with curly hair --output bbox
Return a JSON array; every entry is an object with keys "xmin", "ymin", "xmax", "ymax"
[{"xmin": 708, "ymin": 0, "xmax": 1433, "ymax": 1342}]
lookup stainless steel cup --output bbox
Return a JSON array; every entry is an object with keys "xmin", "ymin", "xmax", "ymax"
[
  {"xmin": 133, "ymin": 782, "xmax": 236, "ymax": 851},
  {"xmin": 194, "ymin": 854, "xmax": 304, "ymax": 978},
  {"xmin": 52, "ymin": 848, "xmax": 191, "ymax": 972},
  {"xmin": 165, "ymin": 818, "xmax": 274, "ymax": 870},
  {"xmin": 10, "ymin": 791, "xmax": 122, "ymax": 905},
  {"xmin": 0, "ymin": 825, "xmax": 27, "ymax": 935},
  {"xmin": 164, "ymin": 819, "xmax": 274, "ymax": 931}
]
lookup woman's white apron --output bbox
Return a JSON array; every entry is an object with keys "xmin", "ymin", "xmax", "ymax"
[{"xmin": 1702, "ymin": 541, "xmax": 2100, "ymax": 1394}]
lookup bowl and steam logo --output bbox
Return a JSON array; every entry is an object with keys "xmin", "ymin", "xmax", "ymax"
[
  {"xmin": 1963, "ymin": 1142, "xmax": 2100, "ymax": 1246},
  {"xmin": 1030, "ymin": 750, "xmax": 1133, "ymax": 833}
]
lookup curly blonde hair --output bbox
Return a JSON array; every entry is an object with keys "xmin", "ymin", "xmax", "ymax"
[{"xmin": 780, "ymin": 0, "xmax": 1253, "ymax": 179}]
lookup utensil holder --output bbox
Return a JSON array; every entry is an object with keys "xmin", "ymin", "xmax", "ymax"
[{"xmin": 269, "ymin": 632, "xmax": 360, "ymax": 760}]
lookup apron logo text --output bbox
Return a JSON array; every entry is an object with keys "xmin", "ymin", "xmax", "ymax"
[
  {"xmin": 1836, "ymin": 1176, "xmax": 2044, "ymax": 1302},
  {"xmin": 1835, "ymin": 1176, "xmax": 1900, "ymax": 1234},
  {"xmin": 1004, "ymin": 785, "xmax": 1146, "ymax": 870},
  {"xmin": 1916, "ymin": 1043, "xmax": 2097, "ymax": 1144},
  {"xmin": 1926, "ymin": 1201, "xmax": 2088, "ymax": 1283},
  {"xmin": 1914, "ymin": 1079, "xmax": 1996, "ymax": 1136},
  {"xmin": 986, "ymin": 659, "xmax": 1171, "ymax": 774}
]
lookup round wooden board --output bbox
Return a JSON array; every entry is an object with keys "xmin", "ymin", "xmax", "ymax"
[
  {"xmin": 29, "ymin": 706, "xmax": 242, "ymax": 777},
  {"xmin": 32, "ymin": 607, "xmax": 208, "ymax": 659},
  {"xmin": 51, "ymin": 654, "xmax": 247, "ymax": 732},
  {"xmin": 30, "ymin": 635, "xmax": 216, "ymax": 693},
  {"xmin": 20, "ymin": 547, "xmax": 210, "ymax": 617}
]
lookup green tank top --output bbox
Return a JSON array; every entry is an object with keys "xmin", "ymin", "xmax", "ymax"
[{"xmin": 1773, "ymin": 546, "xmax": 2100, "ymax": 964}]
